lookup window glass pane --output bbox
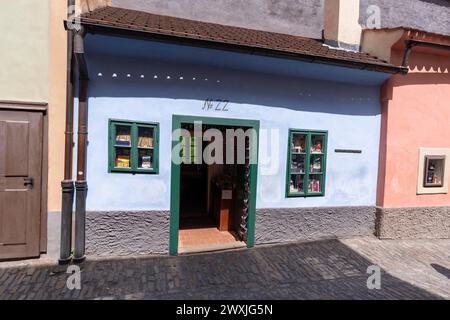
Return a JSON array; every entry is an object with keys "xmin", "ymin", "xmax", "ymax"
[
  {"xmin": 308, "ymin": 174, "xmax": 322, "ymax": 193},
  {"xmin": 115, "ymin": 125, "xmax": 131, "ymax": 147},
  {"xmin": 138, "ymin": 127, "xmax": 154, "ymax": 148},
  {"xmin": 287, "ymin": 130, "xmax": 327, "ymax": 197},
  {"xmin": 310, "ymin": 135, "xmax": 324, "ymax": 153},
  {"xmin": 291, "ymin": 133, "xmax": 306, "ymax": 153},
  {"xmin": 310, "ymin": 154, "xmax": 323, "ymax": 173},
  {"xmin": 290, "ymin": 174, "xmax": 304, "ymax": 193},
  {"xmin": 181, "ymin": 137, "xmax": 198, "ymax": 163},
  {"xmin": 115, "ymin": 147, "xmax": 131, "ymax": 168},
  {"xmin": 138, "ymin": 149, "xmax": 153, "ymax": 169},
  {"xmin": 424, "ymin": 156, "xmax": 445, "ymax": 187},
  {"xmin": 110, "ymin": 121, "xmax": 159, "ymax": 173},
  {"xmin": 291, "ymin": 154, "xmax": 305, "ymax": 174}
]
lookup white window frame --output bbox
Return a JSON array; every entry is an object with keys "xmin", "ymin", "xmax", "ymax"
[{"xmin": 417, "ymin": 148, "xmax": 450, "ymax": 194}]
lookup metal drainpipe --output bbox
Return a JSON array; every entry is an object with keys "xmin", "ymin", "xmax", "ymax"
[
  {"xmin": 402, "ymin": 39, "xmax": 450, "ymax": 68},
  {"xmin": 59, "ymin": 0, "xmax": 76, "ymax": 265},
  {"xmin": 401, "ymin": 40, "xmax": 414, "ymax": 69},
  {"xmin": 73, "ymin": 26, "xmax": 89, "ymax": 263}
]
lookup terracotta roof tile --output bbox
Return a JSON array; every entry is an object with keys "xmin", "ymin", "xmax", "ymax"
[{"xmin": 80, "ymin": 6, "xmax": 404, "ymax": 73}]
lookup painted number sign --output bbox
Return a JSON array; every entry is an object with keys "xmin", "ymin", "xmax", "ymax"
[{"xmin": 202, "ymin": 99, "xmax": 229, "ymax": 112}]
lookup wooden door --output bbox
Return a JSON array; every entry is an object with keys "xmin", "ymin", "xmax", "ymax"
[{"xmin": 0, "ymin": 110, "xmax": 43, "ymax": 260}]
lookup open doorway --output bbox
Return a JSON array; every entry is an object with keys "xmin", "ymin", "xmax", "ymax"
[
  {"xmin": 170, "ymin": 116, "xmax": 259, "ymax": 255},
  {"xmin": 178, "ymin": 123, "xmax": 249, "ymax": 253}
]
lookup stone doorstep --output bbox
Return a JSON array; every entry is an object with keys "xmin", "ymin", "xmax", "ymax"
[
  {"xmin": 178, "ymin": 241, "xmax": 247, "ymax": 255},
  {"xmin": 0, "ymin": 254, "xmax": 57, "ymax": 270}
]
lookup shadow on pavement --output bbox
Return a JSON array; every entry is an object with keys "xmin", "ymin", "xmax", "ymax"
[
  {"xmin": 0, "ymin": 239, "xmax": 444, "ymax": 300},
  {"xmin": 431, "ymin": 263, "xmax": 450, "ymax": 280}
]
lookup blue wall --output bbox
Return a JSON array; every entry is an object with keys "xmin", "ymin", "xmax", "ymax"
[{"xmin": 81, "ymin": 35, "xmax": 388, "ymax": 211}]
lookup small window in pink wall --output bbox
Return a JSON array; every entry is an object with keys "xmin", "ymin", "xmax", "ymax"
[{"xmin": 423, "ymin": 155, "xmax": 445, "ymax": 188}]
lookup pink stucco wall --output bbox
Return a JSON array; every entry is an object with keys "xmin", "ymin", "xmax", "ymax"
[{"xmin": 377, "ymin": 48, "xmax": 450, "ymax": 208}]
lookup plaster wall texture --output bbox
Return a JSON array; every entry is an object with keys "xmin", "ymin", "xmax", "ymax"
[
  {"xmin": 47, "ymin": 211, "xmax": 79, "ymax": 259},
  {"xmin": 0, "ymin": 0, "xmax": 49, "ymax": 102},
  {"xmin": 360, "ymin": 0, "xmax": 450, "ymax": 36},
  {"xmin": 79, "ymin": 35, "xmax": 386, "ymax": 213},
  {"xmin": 255, "ymin": 206, "xmax": 376, "ymax": 244},
  {"xmin": 378, "ymin": 49, "xmax": 450, "ymax": 208},
  {"xmin": 85, "ymin": 206, "xmax": 376, "ymax": 256},
  {"xmin": 111, "ymin": 0, "xmax": 324, "ymax": 39},
  {"xmin": 85, "ymin": 211, "xmax": 170, "ymax": 255},
  {"xmin": 46, "ymin": 212, "xmax": 62, "ymax": 260},
  {"xmin": 376, "ymin": 206, "xmax": 450, "ymax": 239}
]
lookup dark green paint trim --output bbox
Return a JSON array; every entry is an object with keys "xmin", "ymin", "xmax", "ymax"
[
  {"xmin": 286, "ymin": 129, "xmax": 328, "ymax": 198},
  {"xmin": 169, "ymin": 116, "xmax": 181, "ymax": 256},
  {"xmin": 108, "ymin": 119, "xmax": 160, "ymax": 174},
  {"xmin": 169, "ymin": 114, "xmax": 259, "ymax": 255}
]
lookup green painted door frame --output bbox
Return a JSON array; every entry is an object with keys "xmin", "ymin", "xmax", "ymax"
[{"xmin": 169, "ymin": 115, "xmax": 260, "ymax": 255}]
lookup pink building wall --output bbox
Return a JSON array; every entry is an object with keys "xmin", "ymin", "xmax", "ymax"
[{"xmin": 377, "ymin": 44, "xmax": 450, "ymax": 208}]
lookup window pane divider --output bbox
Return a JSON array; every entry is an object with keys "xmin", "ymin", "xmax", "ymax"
[
  {"xmin": 286, "ymin": 129, "xmax": 327, "ymax": 197},
  {"xmin": 109, "ymin": 119, "xmax": 159, "ymax": 174}
]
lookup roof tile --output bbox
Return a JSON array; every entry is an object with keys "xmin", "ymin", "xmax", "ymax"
[{"xmin": 80, "ymin": 6, "xmax": 400, "ymax": 71}]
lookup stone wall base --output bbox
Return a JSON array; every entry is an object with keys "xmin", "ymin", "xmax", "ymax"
[
  {"xmin": 85, "ymin": 206, "xmax": 386, "ymax": 256},
  {"xmin": 255, "ymin": 206, "xmax": 376, "ymax": 244},
  {"xmin": 376, "ymin": 206, "xmax": 450, "ymax": 239},
  {"xmin": 85, "ymin": 210, "xmax": 170, "ymax": 256}
]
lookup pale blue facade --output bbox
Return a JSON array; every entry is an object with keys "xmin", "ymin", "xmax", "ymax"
[{"xmin": 80, "ymin": 34, "xmax": 388, "ymax": 212}]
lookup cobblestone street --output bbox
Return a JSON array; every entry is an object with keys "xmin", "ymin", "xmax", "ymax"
[{"xmin": 0, "ymin": 237, "xmax": 449, "ymax": 300}]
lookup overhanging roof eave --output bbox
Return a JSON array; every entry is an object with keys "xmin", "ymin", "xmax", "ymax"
[{"xmin": 66, "ymin": 20, "xmax": 407, "ymax": 75}]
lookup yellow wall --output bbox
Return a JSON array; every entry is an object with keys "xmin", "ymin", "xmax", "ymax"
[
  {"xmin": 324, "ymin": 0, "xmax": 362, "ymax": 47},
  {"xmin": 0, "ymin": 0, "xmax": 49, "ymax": 102},
  {"xmin": 0, "ymin": 0, "xmax": 68, "ymax": 211},
  {"xmin": 48, "ymin": 0, "xmax": 68, "ymax": 212},
  {"xmin": 361, "ymin": 29, "xmax": 404, "ymax": 63}
]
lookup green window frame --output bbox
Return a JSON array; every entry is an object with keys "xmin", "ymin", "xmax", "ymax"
[
  {"xmin": 108, "ymin": 119, "xmax": 159, "ymax": 174},
  {"xmin": 286, "ymin": 129, "xmax": 327, "ymax": 197}
]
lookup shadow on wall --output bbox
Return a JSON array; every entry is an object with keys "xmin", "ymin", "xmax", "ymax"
[
  {"xmin": 0, "ymin": 239, "xmax": 443, "ymax": 299},
  {"xmin": 419, "ymin": 0, "xmax": 450, "ymax": 5},
  {"xmin": 83, "ymin": 52, "xmax": 382, "ymax": 117},
  {"xmin": 359, "ymin": 0, "xmax": 450, "ymax": 36},
  {"xmin": 403, "ymin": 57, "xmax": 450, "ymax": 85},
  {"xmin": 391, "ymin": 46, "xmax": 450, "ymax": 82},
  {"xmin": 397, "ymin": 73, "xmax": 450, "ymax": 85}
]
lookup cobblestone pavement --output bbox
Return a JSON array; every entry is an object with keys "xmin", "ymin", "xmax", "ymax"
[{"xmin": 0, "ymin": 237, "xmax": 449, "ymax": 300}]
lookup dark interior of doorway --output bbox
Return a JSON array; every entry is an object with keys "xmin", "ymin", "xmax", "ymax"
[{"xmin": 178, "ymin": 123, "xmax": 249, "ymax": 252}]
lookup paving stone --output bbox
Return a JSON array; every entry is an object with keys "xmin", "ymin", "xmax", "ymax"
[{"xmin": 0, "ymin": 237, "xmax": 449, "ymax": 299}]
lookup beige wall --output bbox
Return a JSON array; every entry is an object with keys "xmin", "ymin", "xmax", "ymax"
[
  {"xmin": 77, "ymin": 0, "xmax": 111, "ymax": 13},
  {"xmin": 361, "ymin": 29, "xmax": 404, "ymax": 63},
  {"xmin": 0, "ymin": 0, "xmax": 65, "ymax": 220},
  {"xmin": 48, "ymin": 0, "xmax": 68, "ymax": 212},
  {"xmin": 324, "ymin": 0, "xmax": 362, "ymax": 47},
  {"xmin": 0, "ymin": 0, "xmax": 49, "ymax": 102}
]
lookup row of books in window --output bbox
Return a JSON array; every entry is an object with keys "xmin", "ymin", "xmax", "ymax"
[
  {"xmin": 290, "ymin": 174, "xmax": 322, "ymax": 193},
  {"xmin": 291, "ymin": 154, "xmax": 322, "ymax": 174},
  {"xmin": 115, "ymin": 125, "xmax": 154, "ymax": 148},
  {"xmin": 115, "ymin": 147, "xmax": 153, "ymax": 169},
  {"xmin": 291, "ymin": 134, "xmax": 323, "ymax": 154}
]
